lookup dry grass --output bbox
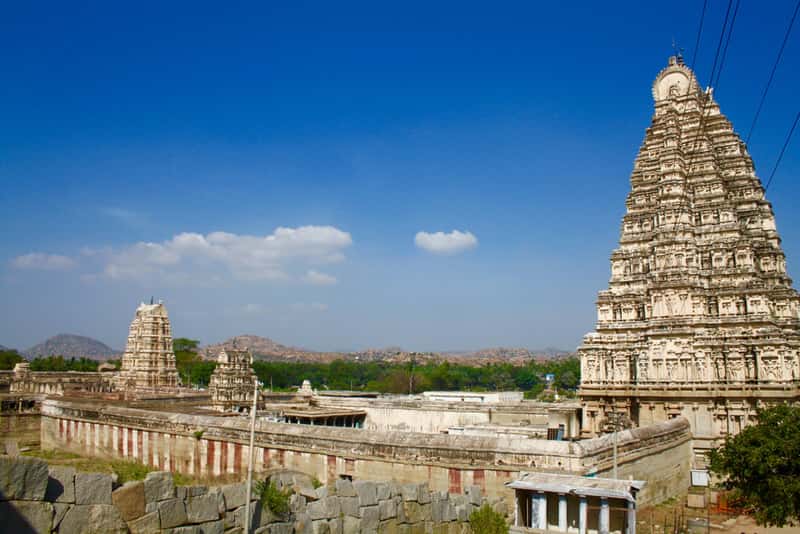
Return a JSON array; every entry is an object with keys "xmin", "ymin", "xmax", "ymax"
[{"xmin": 20, "ymin": 447, "xmax": 249, "ymax": 487}]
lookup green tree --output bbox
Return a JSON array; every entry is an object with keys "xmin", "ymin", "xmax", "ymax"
[
  {"xmin": 708, "ymin": 404, "xmax": 800, "ymax": 526},
  {"xmin": 173, "ymin": 338, "xmax": 204, "ymax": 386},
  {"xmin": 469, "ymin": 503, "xmax": 508, "ymax": 534},
  {"xmin": 0, "ymin": 349, "xmax": 24, "ymax": 370}
]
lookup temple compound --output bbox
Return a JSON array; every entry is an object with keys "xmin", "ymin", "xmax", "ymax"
[
  {"xmin": 579, "ymin": 56, "xmax": 800, "ymax": 460},
  {"xmin": 114, "ymin": 301, "xmax": 181, "ymax": 392},
  {"xmin": 208, "ymin": 348, "xmax": 256, "ymax": 411}
]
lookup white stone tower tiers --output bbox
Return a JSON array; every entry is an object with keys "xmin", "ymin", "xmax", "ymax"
[
  {"xmin": 116, "ymin": 301, "xmax": 180, "ymax": 391},
  {"xmin": 578, "ymin": 56, "xmax": 800, "ymax": 461}
]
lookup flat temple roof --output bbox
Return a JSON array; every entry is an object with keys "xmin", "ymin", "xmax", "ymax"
[{"xmin": 506, "ymin": 472, "xmax": 646, "ymax": 502}]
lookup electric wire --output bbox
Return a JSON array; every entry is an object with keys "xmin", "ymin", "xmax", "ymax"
[
  {"xmin": 690, "ymin": 0, "xmax": 709, "ymax": 69},
  {"xmin": 661, "ymin": 0, "xmax": 737, "ymax": 319},
  {"xmin": 712, "ymin": 0, "xmax": 740, "ymax": 90},
  {"xmin": 666, "ymin": 0, "xmax": 736, "ymax": 238},
  {"xmin": 745, "ymin": 0, "xmax": 800, "ymax": 145},
  {"xmin": 763, "ymin": 111, "xmax": 800, "ymax": 193}
]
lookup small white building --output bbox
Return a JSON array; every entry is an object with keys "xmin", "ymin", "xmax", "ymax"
[
  {"xmin": 507, "ymin": 472, "xmax": 644, "ymax": 534},
  {"xmin": 421, "ymin": 391, "xmax": 524, "ymax": 403}
]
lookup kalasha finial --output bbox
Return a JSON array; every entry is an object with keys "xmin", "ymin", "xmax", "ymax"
[{"xmin": 671, "ymin": 38, "xmax": 685, "ymax": 64}]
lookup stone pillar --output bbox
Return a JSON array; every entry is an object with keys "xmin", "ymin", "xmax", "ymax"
[
  {"xmin": 558, "ymin": 494, "xmax": 568, "ymax": 532},
  {"xmin": 579, "ymin": 496, "xmax": 587, "ymax": 534},
  {"xmin": 538, "ymin": 492, "xmax": 548, "ymax": 530},
  {"xmin": 600, "ymin": 498, "xmax": 610, "ymax": 534},
  {"xmin": 627, "ymin": 500, "xmax": 636, "ymax": 534}
]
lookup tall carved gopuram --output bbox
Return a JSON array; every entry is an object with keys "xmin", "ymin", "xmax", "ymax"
[
  {"xmin": 579, "ymin": 56, "xmax": 800, "ymax": 461},
  {"xmin": 116, "ymin": 301, "xmax": 181, "ymax": 391}
]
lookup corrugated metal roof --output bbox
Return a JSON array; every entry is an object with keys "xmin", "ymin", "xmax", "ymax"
[{"xmin": 506, "ymin": 472, "xmax": 645, "ymax": 502}]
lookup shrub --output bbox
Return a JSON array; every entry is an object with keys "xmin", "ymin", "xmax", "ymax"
[
  {"xmin": 469, "ymin": 503, "xmax": 508, "ymax": 534},
  {"xmin": 254, "ymin": 479, "xmax": 291, "ymax": 517},
  {"xmin": 110, "ymin": 460, "xmax": 152, "ymax": 484},
  {"xmin": 311, "ymin": 477, "xmax": 323, "ymax": 489}
]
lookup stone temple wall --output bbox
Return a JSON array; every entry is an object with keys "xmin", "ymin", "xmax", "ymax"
[
  {"xmin": 313, "ymin": 396, "xmax": 559, "ymax": 434},
  {"xmin": 0, "ymin": 455, "xmax": 496, "ymax": 533},
  {"xmin": 40, "ymin": 399, "xmax": 692, "ymax": 505}
]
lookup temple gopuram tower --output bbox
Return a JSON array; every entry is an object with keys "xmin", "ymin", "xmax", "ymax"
[
  {"xmin": 579, "ymin": 56, "xmax": 800, "ymax": 462},
  {"xmin": 208, "ymin": 348, "xmax": 256, "ymax": 411},
  {"xmin": 116, "ymin": 301, "xmax": 180, "ymax": 391}
]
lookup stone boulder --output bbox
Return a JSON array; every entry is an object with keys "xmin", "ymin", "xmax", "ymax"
[
  {"xmin": 45, "ymin": 465, "xmax": 76, "ymax": 503},
  {"xmin": 307, "ymin": 495, "xmax": 341, "ymax": 520},
  {"xmin": 335, "ymin": 478, "xmax": 356, "ymax": 497},
  {"xmin": 354, "ymin": 480, "xmax": 377, "ymax": 507},
  {"xmin": 144, "ymin": 471, "xmax": 175, "ymax": 503},
  {"xmin": 112, "ymin": 480, "xmax": 145, "ymax": 521},
  {"xmin": 0, "ymin": 500, "xmax": 53, "ymax": 533},
  {"xmin": 59, "ymin": 503, "xmax": 128, "ymax": 534},
  {"xmin": 53, "ymin": 502, "xmax": 71, "ymax": 530},
  {"xmin": 158, "ymin": 497, "xmax": 188, "ymax": 528},
  {"xmin": 222, "ymin": 482, "xmax": 248, "ymax": 510},
  {"xmin": 0, "ymin": 456, "xmax": 48, "ymax": 501},
  {"xmin": 127, "ymin": 511, "xmax": 160, "ymax": 534},
  {"xmin": 74, "ymin": 473, "xmax": 112, "ymax": 505},
  {"xmin": 186, "ymin": 492, "xmax": 221, "ymax": 523}
]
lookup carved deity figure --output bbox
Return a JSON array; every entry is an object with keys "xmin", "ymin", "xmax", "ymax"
[
  {"xmin": 694, "ymin": 357, "xmax": 707, "ymax": 381},
  {"xmin": 615, "ymin": 360, "xmax": 628, "ymax": 382},
  {"xmin": 760, "ymin": 358, "xmax": 781, "ymax": 382},
  {"xmin": 784, "ymin": 356, "xmax": 798, "ymax": 380},
  {"xmin": 665, "ymin": 359, "xmax": 678, "ymax": 380},
  {"xmin": 637, "ymin": 357, "xmax": 649, "ymax": 381},
  {"xmin": 728, "ymin": 359, "xmax": 744, "ymax": 381}
]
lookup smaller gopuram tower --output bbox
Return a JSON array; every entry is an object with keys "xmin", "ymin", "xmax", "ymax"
[
  {"xmin": 116, "ymin": 301, "xmax": 180, "ymax": 391},
  {"xmin": 208, "ymin": 348, "xmax": 256, "ymax": 411}
]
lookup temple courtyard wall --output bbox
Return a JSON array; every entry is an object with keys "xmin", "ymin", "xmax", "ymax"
[
  {"xmin": 40, "ymin": 399, "xmax": 691, "ymax": 505},
  {"xmin": 313, "ymin": 396, "xmax": 580, "ymax": 437}
]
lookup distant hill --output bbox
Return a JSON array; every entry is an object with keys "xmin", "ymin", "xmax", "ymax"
[
  {"xmin": 24, "ymin": 334, "xmax": 120, "ymax": 360},
  {"xmin": 202, "ymin": 335, "xmax": 573, "ymax": 366},
  {"xmin": 201, "ymin": 335, "xmax": 344, "ymax": 363}
]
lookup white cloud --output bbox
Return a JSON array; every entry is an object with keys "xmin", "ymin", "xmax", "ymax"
[
  {"xmin": 414, "ymin": 230, "xmax": 478, "ymax": 255},
  {"xmin": 100, "ymin": 225, "xmax": 352, "ymax": 283},
  {"xmin": 304, "ymin": 269, "xmax": 337, "ymax": 286},
  {"xmin": 10, "ymin": 253, "xmax": 76, "ymax": 271}
]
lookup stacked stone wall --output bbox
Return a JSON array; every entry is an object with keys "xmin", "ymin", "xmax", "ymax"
[{"xmin": 0, "ymin": 456, "xmax": 494, "ymax": 533}]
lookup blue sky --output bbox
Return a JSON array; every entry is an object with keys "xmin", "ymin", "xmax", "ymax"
[{"xmin": 2, "ymin": 1, "xmax": 799, "ymax": 352}]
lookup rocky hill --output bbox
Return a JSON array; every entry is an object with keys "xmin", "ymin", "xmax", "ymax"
[
  {"xmin": 202, "ymin": 335, "xmax": 572, "ymax": 366},
  {"xmin": 201, "ymin": 335, "xmax": 344, "ymax": 363},
  {"xmin": 24, "ymin": 334, "xmax": 120, "ymax": 360}
]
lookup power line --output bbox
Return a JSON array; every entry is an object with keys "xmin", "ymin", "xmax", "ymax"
[
  {"xmin": 707, "ymin": 0, "xmax": 734, "ymax": 89},
  {"xmin": 690, "ymin": 0, "xmax": 709, "ymax": 69},
  {"xmin": 763, "ymin": 111, "xmax": 800, "ymax": 193},
  {"xmin": 712, "ymin": 0, "xmax": 740, "ymax": 90},
  {"xmin": 663, "ymin": 0, "xmax": 739, "ymax": 320},
  {"xmin": 745, "ymin": 0, "xmax": 800, "ymax": 145},
  {"xmin": 666, "ymin": 0, "xmax": 737, "ymax": 238}
]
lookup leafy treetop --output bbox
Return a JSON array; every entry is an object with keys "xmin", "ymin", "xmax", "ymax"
[{"xmin": 708, "ymin": 404, "xmax": 800, "ymax": 527}]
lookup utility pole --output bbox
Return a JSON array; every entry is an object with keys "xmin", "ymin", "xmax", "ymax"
[
  {"xmin": 244, "ymin": 379, "xmax": 259, "ymax": 534},
  {"xmin": 614, "ymin": 413, "xmax": 617, "ymax": 478}
]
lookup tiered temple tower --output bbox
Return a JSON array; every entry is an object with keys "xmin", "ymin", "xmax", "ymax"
[
  {"xmin": 208, "ymin": 348, "xmax": 256, "ymax": 411},
  {"xmin": 579, "ymin": 56, "xmax": 800, "ymax": 461},
  {"xmin": 116, "ymin": 301, "xmax": 180, "ymax": 391}
]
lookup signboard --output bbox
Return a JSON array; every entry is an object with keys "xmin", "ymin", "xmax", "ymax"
[{"xmin": 690, "ymin": 469, "xmax": 709, "ymax": 487}]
